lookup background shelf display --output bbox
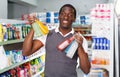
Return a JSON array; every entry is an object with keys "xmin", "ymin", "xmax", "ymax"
[
  {"xmin": 87, "ymin": 3, "xmax": 114, "ymax": 77},
  {"xmin": 0, "ymin": 39, "xmax": 24, "ymax": 46},
  {"xmin": 91, "ymin": 64, "xmax": 110, "ymax": 71},
  {"xmin": 73, "ymin": 3, "xmax": 115, "ymax": 77},
  {"xmin": 0, "ymin": 51, "xmax": 45, "ymax": 74},
  {"xmin": 0, "ymin": 19, "xmax": 45, "ymax": 77}
]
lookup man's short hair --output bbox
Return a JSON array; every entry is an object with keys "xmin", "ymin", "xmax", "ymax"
[{"xmin": 59, "ymin": 4, "xmax": 76, "ymax": 18}]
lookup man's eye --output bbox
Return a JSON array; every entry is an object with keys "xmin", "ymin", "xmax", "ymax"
[
  {"xmin": 69, "ymin": 14, "xmax": 73, "ymax": 17},
  {"xmin": 61, "ymin": 13, "xmax": 65, "ymax": 16}
]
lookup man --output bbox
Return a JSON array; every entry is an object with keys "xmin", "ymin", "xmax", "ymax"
[{"xmin": 22, "ymin": 4, "xmax": 91, "ymax": 77}]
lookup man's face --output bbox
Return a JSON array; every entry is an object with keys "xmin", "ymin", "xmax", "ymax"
[{"xmin": 58, "ymin": 6, "xmax": 76, "ymax": 29}]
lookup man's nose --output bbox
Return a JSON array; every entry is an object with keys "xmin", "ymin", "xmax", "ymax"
[{"xmin": 64, "ymin": 14, "xmax": 69, "ymax": 19}]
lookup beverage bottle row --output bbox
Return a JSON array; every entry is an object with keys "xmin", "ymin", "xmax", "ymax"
[
  {"xmin": 5, "ymin": 50, "xmax": 28, "ymax": 66},
  {"xmin": 0, "ymin": 23, "xmax": 31, "ymax": 42},
  {"xmin": 92, "ymin": 37, "xmax": 110, "ymax": 50}
]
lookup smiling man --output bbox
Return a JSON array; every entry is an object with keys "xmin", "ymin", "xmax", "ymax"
[{"xmin": 22, "ymin": 4, "xmax": 91, "ymax": 77}]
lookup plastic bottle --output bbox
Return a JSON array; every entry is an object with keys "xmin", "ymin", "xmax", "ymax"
[
  {"xmin": 20, "ymin": 69, "xmax": 25, "ymax": 77},
  {"xmin": 35, "ymin": 20, "xmax": 49, "ymax": 35},
  {"xmin": 24, "ymin": 62, "xmax": 31, "ymax": 77},
  {"xmin": 16, "ymin": 50, "xmax": 23, "ymax": 63},
  {"xmin": 11, "ymin": 50, "xmax": 17, "ymax": 63},
  {"xmin": 40, "ymin": 54, "xmax": 45, "ymax": 63},
  {"xmin": 35, "ymin": 58, "xmax": 40, "ymax": 72},
  {"xmin": 16, "ymin": 67, "xmax": 21, "ymax": 77},
  {"xmin": 9, "ymin": 69, "xmax": 16, "ymax": 77},
  {"xmin": 22, "ymin": 24, "xmax": 26, "ymax": 38},
  {"xmin": 32, "ymin": 21, "xmax": 43, "ymax": 37},
  {"xmin": 2, "ymin": 23, "xmax": 8, "ymax": 41},
  {"xmin": 5, "ymin": 50, "xmax": 12, "ymax": 66},
  {"xmin": 5, "ymin": 72, "xmax": 11, "ymax": 77},
  {"xmin": 30, "ymin": 60, "xmax": 36, "ymax": 75},
  {"xmin": 23, "ymin": 66, "xmax": 28, "ymax": 77},
  {"xmin": 0, "ymin": 46, "xmax": 9, "ymax": 69},
  {"xmin": 57, "ymin": 36, "xmax": 75, "ymax": 51},
  {"xmin": 6, "ymin": 24, "xmax": 11, "ymax": 40},
  {"xmin": 65, "ymin": 40, "xmax": 78, "ymax": 58},
  {"xmin": 0, "ymin": 24, "xmax": 3, "ymax": 42}
]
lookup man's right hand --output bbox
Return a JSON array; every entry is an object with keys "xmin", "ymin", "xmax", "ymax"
[
  {"xmin": 27, "ymin": 15, "xmax": 46, "ymax": 26},
  {"xmin": 27, "ymin": 15, "xmax": 37, "ymax": 25}
]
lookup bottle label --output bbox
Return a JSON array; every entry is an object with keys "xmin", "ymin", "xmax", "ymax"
[{"xmin": 58, "ymin": 41, "xmax": 69, "ymax": 50}]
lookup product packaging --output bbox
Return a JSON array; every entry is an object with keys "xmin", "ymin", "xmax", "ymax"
[
  {"xmin": 65, "ymin": 40, "xmax": 78, "ymax": 58},
  {"xmin": 57, "ymin": 36, "xmax": 75, "ymax": 51},
  {"xmin": 32, "ymin": 20, "xmax": 49, "ymax": 37}
]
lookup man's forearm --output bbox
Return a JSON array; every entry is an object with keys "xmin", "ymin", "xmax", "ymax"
[
  {"xmin": 78, "ymin": 46, "xmax": 91, "ymax": 74},
  {"xmin": 22, "ymin": 28, "xmax": 34, "ymax": 56}
]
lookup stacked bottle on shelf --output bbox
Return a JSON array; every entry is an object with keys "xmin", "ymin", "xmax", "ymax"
[
  {"xmin": 89, "ymin": 68, "xmax": 109, "ymax": 77},
  {"xmin": 0, "ymin": 55, "xmax": 45, "ymax": 77},
  {"xmin": 0, "ymin": 22, "xmax": 31, "ymax": 42},
  {"xmin": 0, "ymin": 62, "xmax": 31, "ymax": 77},
  {"xmin": 5, "ymin": 50, "xmax": 28, "ymax": 66},
  {"xmin": 92, "ymin": 37, "xmax": 110, "ymax": 50},
  {"xmin": 30, "ymin": 57, "xmax": 45, "ymax": 75}
]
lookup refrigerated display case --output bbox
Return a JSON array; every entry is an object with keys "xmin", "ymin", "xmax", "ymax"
[{"xmin": 87, "ymin": 3, "xmax": 115, "ymax": 77}]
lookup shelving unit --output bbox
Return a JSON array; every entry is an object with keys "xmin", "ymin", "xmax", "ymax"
[
  {"xmin": 91, "ymin": 64, "xmax": 110, "ymax": 71},
  {"xmin": 87, "ymin": 3, "xmax": 114, "ymax": 77},
  {"xmin": 0, "ymin": 19, "xmax": 45, "ymax": 77},
  {"xmin": 0, "ymin": 39, "xmax": 24, "ymax": 46},
  {"xmin": 0, "ymin": 50, "xmax": 45, "ymax": 74}
]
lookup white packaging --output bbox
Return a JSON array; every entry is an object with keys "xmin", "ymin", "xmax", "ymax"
[
  {"xmin": 0, "ymin": 46, "xmax": 9, "ymax": 69},
  {"xmin": 65, "ymin": 40, "xmax": 78, "ymax": 58}
]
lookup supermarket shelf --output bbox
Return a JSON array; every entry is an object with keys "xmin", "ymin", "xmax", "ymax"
[
  {"xmin": 0, "ymin": 59, "xmax": 29, "ymax": 74},
  {"xmin": 0, "ymin": 51, "xmax": 45, "ymax": 74},
  {"xmin": 73, "ymin": 24, "xmax": 91, "ymax": 27},
  {"xmin": 83, "ymin": 34, "xmax": 95, "ymax": 36},
  {"xmin": 29, "ymin": 52, "xmax": 45, "ymax": 61},
  {"xmin": 92, "ymin": 64, "xmax": 110, "ymax": 71},
  {"xmin": 92, "ymin": 49, "xmax": 111, "ymax": 52},
  {"xmin": 92, "ymin": 50, "xmax": 111, "ymax": 54},
  {"xmin": 0, "ymin": 37, "xmax": 38, "ymax": 46},
  {"xmin": 0, "ymin": 39, "xmax": 24, "ymax": 46}
]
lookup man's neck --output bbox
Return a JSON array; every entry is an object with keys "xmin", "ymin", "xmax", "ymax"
[{"xmin": 59, "ymin": 27, "xmax": 72, "ymax": 35}]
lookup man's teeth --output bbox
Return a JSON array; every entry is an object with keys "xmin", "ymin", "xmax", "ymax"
[{"xmin": 63, "ymin": 20, "xmax": 68, "ymax": 23}]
